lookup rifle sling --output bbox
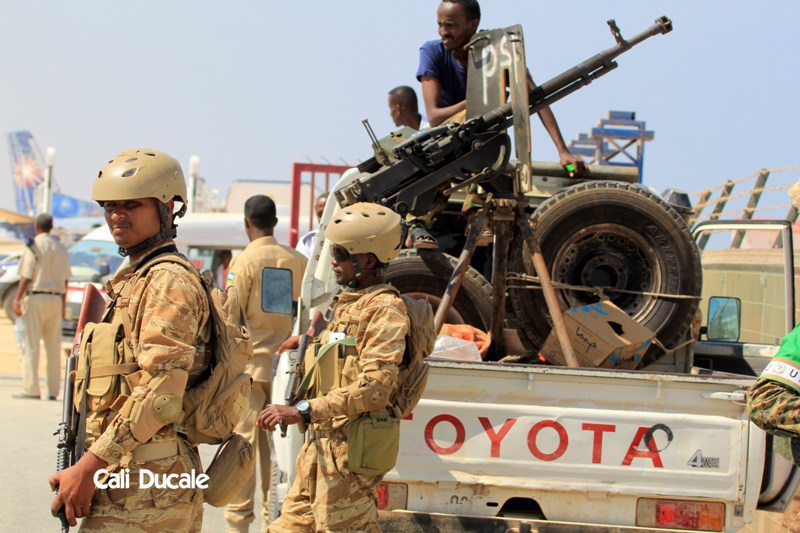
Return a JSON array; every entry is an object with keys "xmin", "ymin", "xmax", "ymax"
[
  {"xmin": 74, "ymin": 363, "xmax": 139, "ymax": 380},
  {"xmin": 295, "ymin": 337, "xmax": 356, "ymax": 401},
  {"xmin": 75, "ymin": 365, "xmax": 90, "ymax": 463}
]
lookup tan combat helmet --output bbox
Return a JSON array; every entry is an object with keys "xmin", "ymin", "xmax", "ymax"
[
  {"xmin": 327, "ymin": 202, "xmax": 402, "ymax": 264},
  {"xmin": 93, "ymin": 148, "xmax": 188, "ymax": 256},
  {"xmin": 92, "ymin": 148, "xmax": 187, "ymax": 205}
]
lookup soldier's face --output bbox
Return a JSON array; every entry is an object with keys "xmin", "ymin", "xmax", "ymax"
[
  {"xmin": 103, "ymin": 197, "xmax": 162, "ymax": 249},
  {"xmin": 330, "ymin": 244, "xmax": 369, "ymax": 286},
  {"xmin": 437, "ymin": 2, "xmax": 479, "ymax": 52}
]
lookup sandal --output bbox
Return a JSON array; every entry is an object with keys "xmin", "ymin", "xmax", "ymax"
[{"xmin": 409, "ymin": 225, "xmax": 439, "ymax": 250}]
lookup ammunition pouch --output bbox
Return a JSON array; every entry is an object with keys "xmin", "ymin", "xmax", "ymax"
[
  {"xmin": 203, "ymin": 433, "xmax": 255, "ymax": 507},
  {"xmin": 347, "ymin": 410, "xmax": 399, "ymax": 477},
  {"xmin": 74, "ymin": 322, "xmax": 133, "ymax": 417}
]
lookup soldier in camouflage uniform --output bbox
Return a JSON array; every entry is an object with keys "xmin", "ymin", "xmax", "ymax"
[
  {"xmin": 749, "ymin": 181, "xmax": 800, "ymax": 460},
  {"xmin": 50, "ymin": 148, "xmax": 211, "ymax": 531},
  {"xmin": 749, "ymin": 323, "xmax": 800, "ymax": 459},
  {"xmin": 258, "ymin": 203, "xmax": 409, "ymax": 532}
]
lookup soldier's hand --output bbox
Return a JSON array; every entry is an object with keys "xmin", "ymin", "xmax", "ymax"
[
  {"xmin": 257, "ymin": 404, "xmax": 302, "ymax": 432},
  {"xmin": 49, "ymin": 451, "xmax": 107, "ymax": 526},
  {"xmin": 276, "ymin": 336, "xmax": 301, "ymax": 355},
  {"xmin": 559, "ymin": 152, "xmax": 587, "ymax": 178}
]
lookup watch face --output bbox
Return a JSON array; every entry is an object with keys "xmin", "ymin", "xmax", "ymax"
[{"xmin": 297, "ymin": 400, "xmax": 310, "ymax": 412}]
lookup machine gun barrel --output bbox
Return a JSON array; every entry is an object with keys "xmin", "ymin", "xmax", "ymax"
[
  {"xmin": 339, "ymin": 16, "xmax": 672, "ymax": 212},
  {"xmin": 478, "ymin": 16, "xmax": 672, "ymax": 132}
]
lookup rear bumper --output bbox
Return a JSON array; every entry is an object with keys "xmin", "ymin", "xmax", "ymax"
[{"xmin": 378, "ymin": 510, "xmax": 673, "ymax": 532}]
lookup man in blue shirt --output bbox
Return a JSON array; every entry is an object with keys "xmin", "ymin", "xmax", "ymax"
[{"xmin": 411, "ymin": 0, "xmax": 585, "ymax": 249}]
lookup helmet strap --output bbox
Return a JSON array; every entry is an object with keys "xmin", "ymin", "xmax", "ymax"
[
  {"xmin": 117, "ymin": 200, "xmax": 183, "ymax": 257},
  {"xmin": 346, "ymin": 256, "xmax": 383, "ymax": 289}
]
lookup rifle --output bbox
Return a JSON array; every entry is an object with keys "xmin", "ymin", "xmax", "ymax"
[
  {"xmin": 54, "ymin": 284, "xmax": 106, "ymax": 532},
  {"xmin": 335, "ymin": 16, "xmax": 672, "ymax": 215},
  {"xmin": 281, "ymin": 311, "xmax": 325, "ymax": 437}
]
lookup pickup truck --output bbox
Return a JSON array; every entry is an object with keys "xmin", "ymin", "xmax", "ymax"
[
  {"xmin": 270, "ymin": 171, "xmax": 799, "ymax": 532},
  {"xmin": 270, "ymin": 19, "xmax": 799, "ymax": 531}
]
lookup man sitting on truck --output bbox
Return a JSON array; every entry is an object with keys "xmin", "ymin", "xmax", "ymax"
[
  {"xmin": 410, "ymin": 0, "xmax": 586, "ymax": 249},
  {"xmin": 257, "ymin": 203, "xmax": 409, "ymax": 532}
]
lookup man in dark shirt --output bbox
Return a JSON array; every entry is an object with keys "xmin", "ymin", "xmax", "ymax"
[
  {"xmin": 411, "ymin": 0, "xmax": 584, "ymax": 249},
  {"xmin": 417, "ymin": 0, "xmax": 584, "ymax": 178}
]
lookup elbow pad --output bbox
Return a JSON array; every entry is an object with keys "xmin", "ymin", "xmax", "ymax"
[
  {"xmin": 117, "ymin": 368, "xmax": 188, "ymax": 443},
  {"xmin": 350, "ymin": 368, "xmax": 397, "ymax": 414}
]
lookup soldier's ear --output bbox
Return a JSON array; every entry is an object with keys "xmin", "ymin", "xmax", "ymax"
[{"xmin": 365, "ymin": 253, "xmax": 380, "ymax": 270}]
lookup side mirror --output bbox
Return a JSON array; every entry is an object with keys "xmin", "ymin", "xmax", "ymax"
[
  {"xmin": 706, "ymin": 296, "xmax": 742, "ymax": 342},
  {"xmin": 261, "ymin": 267, "xmax": 294, "ymax": 315}
]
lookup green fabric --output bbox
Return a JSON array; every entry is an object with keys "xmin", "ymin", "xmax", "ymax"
[
  {"xmin": 347, "ymin": 410, "xmax": 400, "ymax": 476},
  {"xmin": 775, "ymin": 324, "xmax": 800, "ymax": 365}
]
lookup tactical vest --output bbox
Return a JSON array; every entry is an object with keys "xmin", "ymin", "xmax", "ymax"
[
  {"xmin": 304, "ymin": 285, "xmax": 434, "ymax": 419},
  {"xmin": 73, "ymin": 249, "xmax": 212, "ymax": 448}
]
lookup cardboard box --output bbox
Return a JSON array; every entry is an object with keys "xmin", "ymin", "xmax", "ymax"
[{"xmin": 539, "ymin": 300, "xmax": 654, "ymax": 369}]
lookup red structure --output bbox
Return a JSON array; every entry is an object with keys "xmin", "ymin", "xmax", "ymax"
[{"xmin": 289, "ymin": 162, "xmax": 350, "ymax": 247}]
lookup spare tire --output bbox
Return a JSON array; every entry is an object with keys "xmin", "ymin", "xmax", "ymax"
[
  {"xmin": 509, "ymin": 181, "xmax": 701, "ymax": 359},
  {"xmin": 384, "ymin": 249, "xmax": 493, "ymax": 331}
]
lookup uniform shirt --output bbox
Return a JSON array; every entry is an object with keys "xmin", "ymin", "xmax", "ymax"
[
  {"xmin": 89, "ymin": 241, "xmax": 211, "ymax": 468},
  {"xmin": 17, "ymin": 232, "xmax": 71, "ymax": 293},
  {"xmin": 417, "ymin": 39, "xmax": 468, "ymax": 108},
  {"xmin": 226, "ymin": 235, "xmax": 307, "ymax": 382},
  {"xmin": 309, "ymin": 284, "xmax": 409, "ymax": 431},
  {"xmin": 295, "ymin": 229, "xmax": 318, "ymax": 258}
]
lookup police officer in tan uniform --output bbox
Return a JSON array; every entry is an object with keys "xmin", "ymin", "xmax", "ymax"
[
  {"xmin": 49, "ymin": 148, "xmax": 211, "ymax": 531},
  {"xmin": 12, "ymin": 213, "xmax": 71, "ymax": 401},
  {"xmin": 258, "ymin": 203, "xmax": 409, "ymax": 532},
  {"xmin": 224, "ymin": 195, "xmax": 307, "ymax": 532}
]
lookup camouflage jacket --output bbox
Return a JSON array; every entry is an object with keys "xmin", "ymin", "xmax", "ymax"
[
  {"xmin": 308, "ymin": 283, "xmax": 409, "ymax": 431},
  {"xmin": 89, "ymin": 241, "xmax": 211, "ymax": 469}
]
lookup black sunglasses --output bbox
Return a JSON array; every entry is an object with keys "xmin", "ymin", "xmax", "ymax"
[{"xmin": 330, "ymin": 244, "xmax": 351, "ymax": 262}]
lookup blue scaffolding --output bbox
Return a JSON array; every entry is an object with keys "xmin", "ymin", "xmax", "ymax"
[{"xmin": 568, "ymin": 111, "xmax": 654, "ymax": 182}]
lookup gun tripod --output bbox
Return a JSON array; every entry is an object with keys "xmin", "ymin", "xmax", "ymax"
[{"xmin": 431, "ymin": 195, "xmax": 580, "ymax": 367}]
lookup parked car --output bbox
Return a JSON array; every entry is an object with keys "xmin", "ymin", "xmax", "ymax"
[{"xmin": 0, "ymin": 250, "xmax": 24, "ymax": 321}]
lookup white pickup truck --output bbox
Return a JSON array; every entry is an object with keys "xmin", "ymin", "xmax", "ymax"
[
  {"xmin": 271, "ymin": 19, "xmax": 798, "ymax": 531},
  {"xmin": 270, "ymin": 185, "xmax": 799, "ymax": 532}
]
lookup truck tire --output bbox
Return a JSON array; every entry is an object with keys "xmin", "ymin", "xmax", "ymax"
[
  {"xmin": 509, "ymin": 181, "xmax": 702, "ymax": 360},
  {"xmin": 384, "ymin": 249, "xmax": 493, "ymax": 331},
  {"xmin": 3, "ymin": 282, "xmax": 18, "ymax": 323}
]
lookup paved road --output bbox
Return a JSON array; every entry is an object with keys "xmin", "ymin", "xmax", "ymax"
[{"xmin": 0, "ymin": 318, "xmax": 265, "ymax": 532}]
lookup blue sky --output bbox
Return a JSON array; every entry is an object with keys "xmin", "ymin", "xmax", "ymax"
[{"xmin": 1, "ymin": 1, "xmax": 798, "ymax": 217}]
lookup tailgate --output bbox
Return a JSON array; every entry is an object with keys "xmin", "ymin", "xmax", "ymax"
[{"xmin": 386, "ymin": 361, "xmax": 758, "ymax": 528}]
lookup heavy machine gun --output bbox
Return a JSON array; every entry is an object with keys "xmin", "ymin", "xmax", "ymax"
[
  {"xmin": 336, "ymin": 16, "xmax": 672, "ymax": 215},
  {"xmin": 334, "ymin": 17, "xmax": 692, "ymax": 365}
]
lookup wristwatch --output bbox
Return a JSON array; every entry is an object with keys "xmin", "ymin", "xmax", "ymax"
[{"xmin": 296, "ymin": 399, "xmax": 312, "ymax": 425}]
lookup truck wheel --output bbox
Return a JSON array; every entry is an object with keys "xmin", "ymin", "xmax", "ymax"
[
  {"xmin": 509, "ymin": 181, "xmax": 702, "ymax": 361},
  {"xmin": 384, "ymin": 249, "xmax": 493, "ymax": 331},
  {"xmin": 3, "ymin": 283, "xmax": 17, "ymax": 322}
]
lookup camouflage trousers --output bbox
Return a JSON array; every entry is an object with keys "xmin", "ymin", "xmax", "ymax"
[
  {"xmin": 268, "ymin": 432, "xmax": 382, "ymax": 532},
  {"xmin": 79, "ymin": 442, "xmax": 203, "ymax": 532}
]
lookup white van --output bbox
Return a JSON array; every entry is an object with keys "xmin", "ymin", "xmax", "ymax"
[{"xmin": 64, "ymin": 209, "xmax": 305, "ymax": 336}]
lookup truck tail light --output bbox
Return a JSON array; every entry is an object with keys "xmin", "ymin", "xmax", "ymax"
[
  {"xmin": 637, "ymin": 498, "xmax": 724, "ymax": 531},
  {"xmin": 376, "ymin": 482, "xmax": 408, "ymax": 511}
]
